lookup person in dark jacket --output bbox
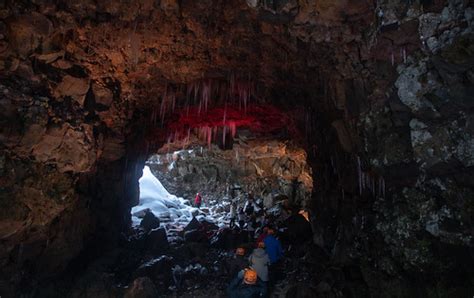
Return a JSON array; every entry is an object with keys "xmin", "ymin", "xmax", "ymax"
[
  {"xmin": 263, "ymin": 229, "xmax": 283, "ymax": 264},
  {"xmin": 226, "ymin": 247, "xmax": 249, "ymax": 280},
  {"xmin": 227, "ymin": 268, "xmax": 267, "ymax": 298},
  {"xmin": 249, "ymin": 242, "xmax": 270, "ymax": 282}
]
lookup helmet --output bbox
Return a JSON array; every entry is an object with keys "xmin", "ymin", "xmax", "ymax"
[
  {"xmin": 257, "ymin": 241, "xmax": 265, "ymax": 249},
  {"xmin": 236, "ymin": 247, "xmax": 245, "ymax": 256},
  {"xmin": 243, "ymin": 268, "xmax": 258, "ymax": 285}
]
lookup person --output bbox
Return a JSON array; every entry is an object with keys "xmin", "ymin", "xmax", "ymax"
[
  {"xmin": 244, "ymin": 193, "xmax": 256, "ymax": 216},
  {"xmin": 227, "ymin": 268, "xmax": 267, "ymax": 298},
  {"xmin": 249, "ymin": 242, "xmax": 270, "ymax": 283},
  {"xmin": 247, "ymin": 216, "xmax": 256, "ymax": 241},
  {"xmin": 226, "ymin": 247, "xmax": 249, "ymax": 280},
  {"xmin": 194, "ymin": 192, "xmax": 202, "ymax": 208},
  {"xmin": 229, "ymin": 201, "xmax": 237, "ymax": 228},
  {"xmin": 263, "ymin": 228, "xmax": 283, "ymax": 264},
  {"xmin": 238, "ymin": 208, "xmax": 246, "ymax": 229}
]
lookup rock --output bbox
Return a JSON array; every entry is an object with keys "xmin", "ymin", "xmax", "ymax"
[
  {"xmin": 184, "ymin": 217, "xmax": 202, "ymax": 231},
  {"xmin": 133, "ymin": 256, "xmax": 173, "ymax": 280},
  {"xmin": 35, "ymin": 51, "xmax": 65, "ymax": 64},
  {"xmin": 316, "ymin": 281, "xmax": 332, "ymax": 293},
  {"xmin": 133, "ymin": 208, "xmax": 151, "ymax": 218},
  {"xmin": 160, "ymin": 0, "xmax": 179, "ymax": 13},
  {"xmin": 211, "ymin": 228, "xmax": 244, "ymax": 250},
  {"xmin": 140, "ymin": 210, "xmax": 160, "ymax": 232},
  {"xmin": 124, "ymin": 277, "xmax": 158, "ymax": 298},
  {"xmin": 53, "ymin": 75, "xmax": 90, "ymax": 105},
  {"xmin": 184, "ymin": 229, "xmax": 207, "ymax": 243},
  {"xmin": 7, "ymin": 12, "xmax": 53, "ymax": 57},
  {"xmin": 31, "ymin": 124, "xmax": 96, "ymax": 173},
  {"xmin": 100, "ymin": 137, "xmax": 126, "ymax": 162},
  {"xmin": 285, "ymin": 214, "xmax": 313, "ymax": 244},
  {"xmin": 246, "ymin": 0, "xmax": 259, "ymax": 8},
  {"xmin": 92, "ymin": 82, "xmax": 114, "ymax": 108},
  {"xmin": 145, "ymin": 228, "xmax": 169, "ymax": 253}
]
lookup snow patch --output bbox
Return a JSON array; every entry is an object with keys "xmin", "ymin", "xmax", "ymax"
[{"xmin": 131, "ymin": 166, "xmax": 199, "ymax": 227}]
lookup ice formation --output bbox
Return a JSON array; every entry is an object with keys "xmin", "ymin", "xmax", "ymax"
[{"xmin": 131, "ymin": 166, "xmax": 230, "ymax": 231}]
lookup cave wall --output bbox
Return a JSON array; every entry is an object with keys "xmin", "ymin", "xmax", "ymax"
[
  {"xmin": 299, "ymin": 1, "xmax": 474, "ymax": 295},
  {"xmin": 147, "ymin": 138, "xmax": 312, "ymax": 208},
  {"xmin": 0, "ymin": 0, "xmax": 473, "ymax": 296}
]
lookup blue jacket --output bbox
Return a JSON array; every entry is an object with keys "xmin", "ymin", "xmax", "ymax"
[
  {"xmin": 227, "ymin": 276, "xmax": 267, "ymax": 298},
  {"xmin": 263, "ymin": 235, "xmax": 283, "ymax": 264}
]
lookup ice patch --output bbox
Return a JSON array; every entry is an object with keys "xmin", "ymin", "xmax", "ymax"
[{"xmin": 131, "ymin": 166, "xmax": 199, "ymax": 226}]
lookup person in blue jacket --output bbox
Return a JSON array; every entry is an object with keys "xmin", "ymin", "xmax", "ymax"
[{"xmin": 263, "ymin": 228, "xmax": 283, "ymax": 264}]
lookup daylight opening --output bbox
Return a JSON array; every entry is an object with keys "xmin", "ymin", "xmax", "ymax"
[{"xmin": 131, "ymin": 135, "xmax": 314, "ymax": 246}]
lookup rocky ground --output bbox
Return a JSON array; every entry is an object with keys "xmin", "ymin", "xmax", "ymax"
[{"xmin": 28, "ymin": 194, "xmax": 337, "ymax": 298}]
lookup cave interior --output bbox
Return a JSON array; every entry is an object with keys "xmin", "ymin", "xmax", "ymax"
[{"xmin": 0, "ymin": 0, "xmax": 473, "ymax": 297}]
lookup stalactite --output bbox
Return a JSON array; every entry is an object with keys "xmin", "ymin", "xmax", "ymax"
[
  {"xmin": 372, "ymin": 177, "xmax": 375, "ymax": 196},
  {"xmin": 382, "ymin": 177, "xmax": 386, "ymax": 198},
  {"xmin": 230, "ymin": 121, "xmax": 237, "ymax": 138},
  {"xmin": 357, "ymin": 156, "xmax": 362, "ymax": 195},
  {"xmin": 330, "ymin": 156, "xmax": 336, "ymax": 174}
]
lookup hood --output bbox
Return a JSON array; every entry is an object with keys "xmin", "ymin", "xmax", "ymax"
[{"xmin": 252, "ymin": 248, "xmax": 267, "ymax": 258}]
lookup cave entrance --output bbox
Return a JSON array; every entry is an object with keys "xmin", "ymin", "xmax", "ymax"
[{"xmin": 131, "ymin": 132, "xmax": 314, "ymax": 245}]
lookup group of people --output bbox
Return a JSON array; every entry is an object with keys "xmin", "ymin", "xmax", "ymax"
[
  {"xmin": 230, "ymin": 193, "xmax": 268, "ymax": 234},
  {"xmin": 225, "ymin": 227, "xmax": 283, "ymax": 297}
]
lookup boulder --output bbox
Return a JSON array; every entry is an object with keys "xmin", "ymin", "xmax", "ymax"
[
  {"xmin": 145, "ymin": 228, "xmax": 169, "ymax": 253},
  {"xmin": 184, "ymin": 217, "xmax": 202, "ymax": 231},
  {"xmin": 124, "ymin": 277, "xmax": 158, "ymax": 298},
  {"xmin": 140, "ymin": 210, "xmax": 160, "ymax": 232}
]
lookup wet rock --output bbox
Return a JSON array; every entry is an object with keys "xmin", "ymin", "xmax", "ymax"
[
  {"xmin": 140, "ymin": 210, "xmax": 160, "ymax": 232},
  {"xmin": 124, "ymin": 277, "xmax": 158, "ymax": 298}
]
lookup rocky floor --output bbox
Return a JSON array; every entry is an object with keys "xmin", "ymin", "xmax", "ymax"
[{"xmin": 26, "ymin": 202, "xmax": 358, "ymax": 298}]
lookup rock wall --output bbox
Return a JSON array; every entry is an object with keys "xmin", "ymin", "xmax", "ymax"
[
  {"xmin": 298, "ymin": 1, "xmax": 474, "ymax": 295},
  {"xmin": 147, "ymin": 139, "xmax": 313, "ymax": 207}
]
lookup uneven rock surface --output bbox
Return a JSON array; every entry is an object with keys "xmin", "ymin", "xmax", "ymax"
[
  {"xmin": 0, "ymin": 0, "xmax": 473, "ymax": 297},
  {"xmin": 148, "ymin": 140, "xmax": 312, "ymax": 207}
]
